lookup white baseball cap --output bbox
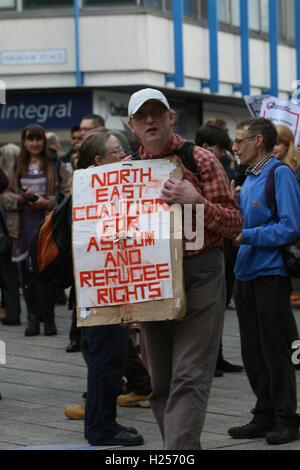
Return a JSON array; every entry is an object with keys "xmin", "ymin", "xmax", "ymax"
[{"xmin": 128, "ymin": 88, "xmax": 170, "ymax": 117}]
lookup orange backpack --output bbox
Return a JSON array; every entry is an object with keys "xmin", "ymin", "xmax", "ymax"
[{"xmin": 26, "ymin": 195, "xmax": 73, "ymax": 288}]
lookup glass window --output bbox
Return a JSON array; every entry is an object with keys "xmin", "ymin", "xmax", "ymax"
[
  {"xmin": 148, "ymin": 0, "xmax": 163, "ymax": 8},
  {"xmin": 183, "ymin": 0, "xmax": 198, "ymax": 17},
  {"xmin": 216, "ymin": 0, "xmax": 268, "ymax": 32},
  {"xmin": 217, "ymin": 0, "xmax": 240, "ymax": 27},
  {"xmin": 231, "ymin": 0, "xmax": 239, "ymax": 27},
  {"xmin": 201, "ymin": 0, "xmax": 246, "ymax": 25},
  {"xmin": 23, "ymin": 0, "xmax": 73, "ymax": 7},
  {"xmin": 84, "ymin": 0, "xmax": 137, "ymax": 5},
  {"xmin": 0, "ymin": 0, "xmax": 16, "ymax": 8},
  {"xmin": 218, "ymin": 0, "xmax": 231, "ymax": 24},
  {"xmin": 163, "ymin": 0, "xmax": 199, "ymax": 18},
  {"xmin": 285, "ymin": 0, "xmax": 295, "ymax": 41},
  {"xmin": 248, "ymin": 0, "xmax": 260, "ymax": 32},
  {"xmin": 165, "ymin": 0, "xmax": 202, "ymax": 19},
  {"xmin": 165, "ymin": 0, "xmax": 172, "ymax": 12},
  {"xmin": 260, "ymin": 0, "xmax": 269, "ymax": 33},
  {"xmin": 199, "ymin": 0, "xmax": 208, "ymax": 20},
  {"xmin": 278, "ymin": 0, "xmax": 295, "ymax": 41}
]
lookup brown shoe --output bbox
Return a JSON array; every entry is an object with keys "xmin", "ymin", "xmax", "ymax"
[
  {"xmin": 291, "ymin": 292, "xmax": 300, "ymax": 299},
  {"xmin": 290, "ymin": 292, "xmax": 300, "ymax": 304},
  {"xmin": 0, "ymin": 308, "xmax": 6, "ymax": 320},
  {"xmin": 64, "ymin": 402, "xmax": 85, "ymax": 419},
  {"xmin": 117, "ymin": 391, "xmax": 150, "ymax": 408}
]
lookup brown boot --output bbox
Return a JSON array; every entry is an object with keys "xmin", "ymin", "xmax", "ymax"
[
  {"xmin": 0, "ymin": 308, "xmax": 6, "ymax": 320},
  {"xmin": 117, "ymin": 392, "xmax": 150, "ymax": 408}
]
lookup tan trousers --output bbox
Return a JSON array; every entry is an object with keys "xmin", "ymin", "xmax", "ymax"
[{"xmin": 141, "ymin": 248, "xmax": 225, "ymax": 450}]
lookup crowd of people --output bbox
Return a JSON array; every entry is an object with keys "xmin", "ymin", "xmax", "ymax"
[{"xmin": 1, "ymin": 87, "xmax": 300, "ymax": 449}]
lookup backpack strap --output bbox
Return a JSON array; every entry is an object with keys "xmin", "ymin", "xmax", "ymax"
[
  {"xmin": 130, "ymin": 142, "xmax": 199, "ymax": 180},
  {"xmin": 13, "ymin": 161, "xmax": 21, "ymax": 189},
  {"xmin": 250, "ymin": 161, "xmax": 288, "ymax": 228},
  {"xmin": 265, "ymin": 161, "xmax": 288, "ymax": 221},
  {"xmin": 174, "ymin": 142, "xmax": 199, "ymax": 181},
  {"xmin": 131, "ymin": 151, "xmax": 140, "ymax": 161}
]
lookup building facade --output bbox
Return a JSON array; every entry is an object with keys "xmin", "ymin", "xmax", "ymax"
[{"xmin": 0, "ymin": 0, "xmax": 299, "ymax": 146}]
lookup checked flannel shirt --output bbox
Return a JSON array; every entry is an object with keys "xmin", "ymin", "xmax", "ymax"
[{"xmin": 133, "ymin": 133, "xmax": 242, "ymax": 256}]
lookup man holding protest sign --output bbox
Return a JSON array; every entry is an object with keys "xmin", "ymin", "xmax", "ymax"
[{"xmin": 127, "ymin": 88, "xmax": 242, "ymax": 449}]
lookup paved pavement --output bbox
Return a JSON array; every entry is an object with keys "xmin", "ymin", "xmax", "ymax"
[{"xmin": 1, "ymin": 296, "xmax": 300, "ymax": 451}]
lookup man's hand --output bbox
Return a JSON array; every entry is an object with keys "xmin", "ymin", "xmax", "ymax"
[
  {"xmin": 230, "ymin": 180, "xmax": 241, "ymax": 204},
  {"xmin": 230, "ymin": 180, "xmax": 242, "ymax": 204},
  {"xmin": 161, "ymin": 177, "xmax": 204, "ymax": 206},
  {"xmin": 29, "ymin": 194, "xmax": 51, "ymax": 211},
  {"xmin": 233, "ymin": 232, "xmax": 243, "ymax": 247}
]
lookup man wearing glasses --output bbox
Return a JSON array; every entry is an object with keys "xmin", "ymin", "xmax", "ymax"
[
  {"xmin": 228, "ymin": 118, "xmax": 300, "ymax": 445},
  {"xmin": 127, "ymin": 88, "xmax": 242, "ymax": 449},
  {"xmin": 79, "ymin": 113, "xmax": 132, "ymax": 155},
  {"xmin": 79, "ymin": 114, "xmax": 105, "ymax": 139}
]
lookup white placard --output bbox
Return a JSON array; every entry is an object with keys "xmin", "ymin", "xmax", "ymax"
[
  {"xmin": 260, "ymin": 96, "xmax": 300, "ymax": 145},
  {"xmin": 244, "ymin": 95, "xmax": 271, "ymax": 118},
  {"xmin": 72, "ymin": 159, "xmax": 176, "ymax": 311}
]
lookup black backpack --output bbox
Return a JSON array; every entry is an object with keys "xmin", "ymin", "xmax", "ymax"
[
  {"xmin": 264, "ymin": 161, "xmax": 300, "ymax": 278},
  {"xmin": 26, "ymin": 195, "xmax": 73, "ymax": 288},
  {"xmin": 131, "ymin": 141, "xmax": 200, "ymax": 181}
]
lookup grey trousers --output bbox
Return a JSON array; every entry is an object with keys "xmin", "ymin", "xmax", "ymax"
[{"xmin": 141, "ymin": 248, "xmax": 225, "ymax": 450}]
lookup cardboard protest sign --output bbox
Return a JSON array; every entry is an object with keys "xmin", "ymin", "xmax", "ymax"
[
  {"xmin": 260, "ymin": 96, "xmax": 300, "ymax": 145},
  {"xmin": 72, "ymin": 157, "xmax": 186, "ymax": 326},
  {"xmin": 244, "ymin": 95, "xmax": 271, "ymax": 118}
]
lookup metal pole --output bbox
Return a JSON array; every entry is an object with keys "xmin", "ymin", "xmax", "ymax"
[
  {"xmin": 240, "ymin": 0, "xmax": 250, "ymax": 95},
  {"xmin": 295, "ymin": 0, "xmax": 300, "ymax": 83},
  {"xmin": 268, "ymin": 0, "xmax": 278, "ymax": 96},
  {"xmin": 202, "ymin": 0, "xmax": 219, "ymax": 92},
  {"xmin": 172, "ymin": 0, "xmax": 185, "ymax": 87},
  {"xmin": 74, "ymin": 0, "xmax": 83, "ymax": 87}
]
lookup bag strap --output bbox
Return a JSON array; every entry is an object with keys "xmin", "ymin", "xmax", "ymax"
[
  {"xmin": 131, "ymin": 142, "xmax": 200, "ymax": 181},
  {"xmin": 176, "ymin": 142, "xmax": 199, "ymax": 181},
  {"xmin": 131, "ymin": 151, "xmax": 140, "ymax": 161},
  {"xmin": 55, "ymin": 159, "xmax": 62, "ymax": 181},
  {"xmin": 13, "ymin": 161, "xmax": 21, "ymax": 189},
  {"xmin": 264, "ymin": 161, "xmax": 287, "ymax": 221},
  {"xmin": 252, "ymin": 161, "xmax": 289, "ymax": 228}
]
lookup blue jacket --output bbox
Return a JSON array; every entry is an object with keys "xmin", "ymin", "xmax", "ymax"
[{"xmin": 235, "ymin": 157, "xmax": 300, "ymax": 281}]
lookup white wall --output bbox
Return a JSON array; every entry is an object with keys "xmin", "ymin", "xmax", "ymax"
[{"xmin": 0, "ymin": 12, "xmax": 297, "ymax": 98}]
